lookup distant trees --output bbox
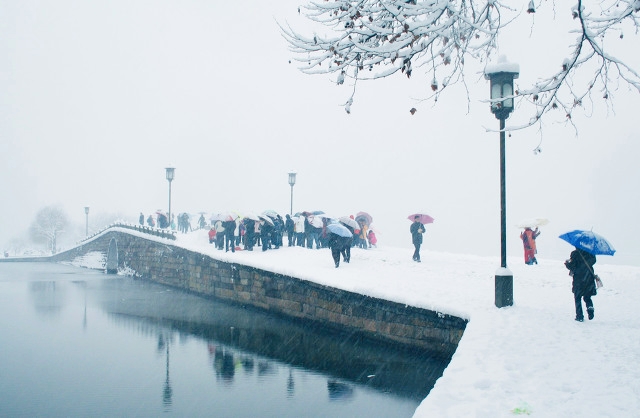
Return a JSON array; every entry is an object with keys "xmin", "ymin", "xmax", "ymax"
[
  {"xmin": 281, "ymin": 0, "xmax": 640, "ymax": 127},
  {"xmin": 29, "ymin": 206, "xmax": 69, "ymax": 254}
]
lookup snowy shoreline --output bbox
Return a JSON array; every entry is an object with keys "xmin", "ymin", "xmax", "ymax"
[{"xmin": 65, "ymin": 227, "xmax": 640, "ymax": 417}]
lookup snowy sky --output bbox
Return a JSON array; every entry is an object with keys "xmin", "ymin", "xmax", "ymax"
[{"xmin": 1, "ymin": 1, "xmax": 639, "ymax": 265}]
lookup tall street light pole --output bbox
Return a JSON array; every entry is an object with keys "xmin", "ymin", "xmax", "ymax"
[
  {"xmin": 84, "ymin": 206, "xmax": 90, "ymax": 237},
  {"xmin": 288, "ymin": 172, "xmax": 297, "ymax": 216},
  {"xmin": 485, "ymin": 56, "xmax": 519, "ymax": 308},
  {"xmin": 165, "ymin": 167, "xmax": 175, "ymax": 226}
]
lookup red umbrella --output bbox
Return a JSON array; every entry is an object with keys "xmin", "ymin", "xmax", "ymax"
[
  {"xmin": 408, "ymin": 213, "xmax": 434, "ymax": 224},
  {"xmin": 355, "ymin": 211, "xmax": 373, "ymax": 226}
]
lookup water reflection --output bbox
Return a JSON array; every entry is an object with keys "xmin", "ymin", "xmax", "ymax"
[
  {"xmin": 29, "ymin": 281, "xmax": 65, "ymax": 316},
  {"xmin": 97, "ymin": 276, "xmax": 449, "ymax": 402},
  {"xmin": 0, "ymin": 263, "xmax": 452, "ymax": 418},
  {"xmin": 158, "ymin": 332, "xmax": 173, "ymax": 410}
]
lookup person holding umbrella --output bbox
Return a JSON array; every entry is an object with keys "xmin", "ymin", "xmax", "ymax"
[
  {"xmin": 520, "ymin": 227, "xmax": 540, "ymax": 265},
  {"xmin": 327, "ymin": 223, "xmax": 353, "ymax": 268},
  {"xmin": 564, "ymin": 247, "xmax": 597, "ymax": 322},
  {"xmin": 410, "ymin": 215, "xmax": 425, "ymax": 262},
  {"xmin": 560, "ymin": 229, "xmax": 615, "ymax": 322}
]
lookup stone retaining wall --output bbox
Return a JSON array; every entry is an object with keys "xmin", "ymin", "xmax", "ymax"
[{"xmin": 48, "ymin": 229, "xmax": 467, "ymax": 355}]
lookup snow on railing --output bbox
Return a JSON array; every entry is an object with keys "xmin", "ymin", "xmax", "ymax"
[{"xmin": 78, "ymin": 222, "xmax": 177, "ymax": 244}]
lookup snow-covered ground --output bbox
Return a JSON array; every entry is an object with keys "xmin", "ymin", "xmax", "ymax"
[{"xmin": 83, "ymin": 228, "xmax": 640, "ymax": 417}]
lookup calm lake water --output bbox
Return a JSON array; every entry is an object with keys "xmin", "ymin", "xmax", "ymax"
[{"xmin": 0, "ymin": 262, "xmax": 450, "ymax": 418}]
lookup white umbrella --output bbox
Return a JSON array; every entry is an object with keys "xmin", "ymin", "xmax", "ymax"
[
  {"xmin": 516, "ymin": 218, "xmax": 549, "ymax": 228},
  {"xmin": 339, "ymin": 216, "xmax": 359, "ymax": 230}
]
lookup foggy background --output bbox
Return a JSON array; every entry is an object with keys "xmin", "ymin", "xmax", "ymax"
[{"xmin": 1, "ymin": 0, "xmax": 638, "ymax": 265}]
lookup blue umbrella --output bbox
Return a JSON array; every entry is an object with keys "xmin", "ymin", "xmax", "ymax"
[
  {"xmin": 327, "ymin": 223, "xmax": 353, "ymax": 238},
  {"xmin": 559, "ymin": 229, "xmax": 616, "ymax": 256}
]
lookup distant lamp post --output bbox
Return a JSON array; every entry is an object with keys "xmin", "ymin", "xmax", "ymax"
[
  {"xmin": 288, "ymin": 172, "xmax": 297, "ymax": 216},
  {"xmin": 84, "ymin": 206, "xmax": 90, "ymax": 237},
  {"xmin": 485, "ymin": 56, "xmax": 519, "ymax": 308},
  {"xmin": 165, "ymin": 167, "xmax": 175, "ymax": 225}
]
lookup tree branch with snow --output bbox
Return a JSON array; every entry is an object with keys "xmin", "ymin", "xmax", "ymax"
[{"xmin": 281, "ymin": 0, "xmax": 640, "ymax": 128}]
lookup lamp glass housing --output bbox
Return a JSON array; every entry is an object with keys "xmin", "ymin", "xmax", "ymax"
[
  {"xmin": 486, "ymin": 71, "xmax": 518, "ymax": 119},
  {"xmin": 165, "ymin": 167, "xmax": 175, "ymax": 182},
  {"xmin": 288, "ymin": 172, "xmax": 297, "ymax": 187}
]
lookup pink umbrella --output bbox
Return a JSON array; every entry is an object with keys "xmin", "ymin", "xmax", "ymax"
[
  {"xmin": 355, "ymin": 211, "xmax": 373, "ymax": 226},
  {"xmin": 408, "ymin": 213, "xmax": 434, "ymax": 224}
]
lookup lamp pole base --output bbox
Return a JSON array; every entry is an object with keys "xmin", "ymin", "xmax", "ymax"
[{"xmin": 495, "ymin": 267, "xmax": 513, "ymax": 308}]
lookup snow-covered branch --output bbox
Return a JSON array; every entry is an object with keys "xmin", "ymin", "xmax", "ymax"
[{"xmin": 281, "ymin": 0, "xmax": 640, "ymax": 127}]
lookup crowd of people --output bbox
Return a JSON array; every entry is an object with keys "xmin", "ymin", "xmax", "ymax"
[
  {"xmin": 139, "ymin": 209, "xmax": 604, "ymax": 322},
  {"xmin": 138, "ymin": 210, "xmax": 379, "ymax": 268}
]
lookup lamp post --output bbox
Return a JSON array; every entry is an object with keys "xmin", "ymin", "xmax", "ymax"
[
  {"xmin": 84, "ymin": 206, "xmax": 90, "ymax": 236},
  {"xmin": 485, "ymin": 56, "xmax": 519, "ymax": 308},
  {"xmin": 288, "ymin": 172, "xmax": 297, "ymax": 216},
  {"xmin": 165, "ymin": 167, "xmax": 175, "ymax": 226}
]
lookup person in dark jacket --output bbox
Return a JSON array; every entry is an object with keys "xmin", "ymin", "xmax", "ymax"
[
  {"xmin": 328, "ymin": 232, "xmax": 351, "ymax": 268},
  {"xmin": 341, "ymin": 223, "xmax": 355, "ymax": 263},
  {"xmin": 223, "ymin": 219, "xmax": 236, "ymax": 252},
  {"xmin": 243, "ymin": 218, "xmax": 256, "ymax": 251},
  {"xmin": 260, "ymin": 219, "xmax": 274, "ymax": 252},
  {"xmin": 564, "ymin": 247, "xmax": 597, "ymax": 321},
  {"xmin": 273, "ymin": 215, "xmax": 283, "ymax": 249},
  {"xmin": 410, "ymin": 215, "xmax": 425, "ymax": 262},
  {"xmin": 139, "ymin": 212, "xmax": 144, "ymax": 225},
  {"xmin": 285, "ymin": 214, "xmax": 295, "ymax": 247}
]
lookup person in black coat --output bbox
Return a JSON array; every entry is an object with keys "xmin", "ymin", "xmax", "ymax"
[
  {"xmin": 260, "ymin": 220, "xmax": 274, "ymax": 252},
  {"xmin": 564, "ymin": 247, "xmax": 597, "ymax": 321},
  {"xmin": 410, "ymin": 215, "xmax": 425, "ymax": 262},
  {"xmin": 243, "ymin": 218, "xmax": 255, "ymax": 251},
  {"xmin": 285, "ymin": 214, "xmax": 295, "ymax": 247},
  {"xmin": 223, "ymin": 219, "xmax": 236, "ymax": 252},
  {"xmin": 341, "ymin": 224, "xmax": 355, "ymax": 263},
  {"xmin": 328, "ymin": 232, "xmax": 352, "ymax": 268}
]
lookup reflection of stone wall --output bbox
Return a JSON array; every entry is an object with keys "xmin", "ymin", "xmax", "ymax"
[{"xmin": 51, "ymin": 229, "xmax": 467, "ymax": 355}]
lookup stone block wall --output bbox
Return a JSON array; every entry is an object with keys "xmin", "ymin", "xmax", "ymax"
[{"xmin": 50, "ymin": 229, "xmax": 467, "ymax": 355}]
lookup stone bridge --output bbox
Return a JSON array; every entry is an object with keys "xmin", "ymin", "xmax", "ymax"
[{"xmin": 24, "ymin": 226, "xmax": 468, "ymax": 356}]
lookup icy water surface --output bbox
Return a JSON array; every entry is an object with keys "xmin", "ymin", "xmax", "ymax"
[{"xmin": 0, "ymin": 262, "xmax": 450, "ymax": 418}]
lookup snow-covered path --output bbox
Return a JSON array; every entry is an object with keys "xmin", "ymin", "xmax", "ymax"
[{"xmin": 120, "ymin": 229, "xmax": 640, "ymax": 417}]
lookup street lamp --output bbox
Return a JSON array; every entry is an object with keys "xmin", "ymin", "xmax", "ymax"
[
  {"xmin": 165, "ymin": 167, "xmax": 175, "ymax": 226},
  {"xmin": 84, "ymin": 206, "xmax": 90, "ymax": 236},
  {"xmin": 288, "ymin": 172, "xmax": 297, "ymax": 216},
  {"xmin": 485, "ymin": 56, "xmax": 519, "ymax": 308}
]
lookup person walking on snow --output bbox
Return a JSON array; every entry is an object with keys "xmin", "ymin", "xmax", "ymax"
[
  {"xmin": 520, "ymin": 227, "xmax": 540, "ymax": 265},
  {"xmin": 410, "ymin": 215, "xmax": 425, "ymax": 262},
  {"xmin": 564, "ymin": 247, "xmax": 598, "ymax": 322}
]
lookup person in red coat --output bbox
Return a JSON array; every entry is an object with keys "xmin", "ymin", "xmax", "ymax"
[
  {"xmin": 520, "ymin": 227, "xmax": 540, "ymax": 264},
  {"xmin": 367, "ymin": 229, "xmax": 377, "ymax": 248},
  {"xmin": 208, "ymin": 227, "xmax": 216, "ymax": 244}
]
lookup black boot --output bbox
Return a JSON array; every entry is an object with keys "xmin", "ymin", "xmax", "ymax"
[{"xmin": 587, "ymin": 307, "xmax": 594, "ymax": 320}]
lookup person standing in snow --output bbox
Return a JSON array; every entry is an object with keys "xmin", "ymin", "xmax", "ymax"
[
  {"xmin": 223, "ymin": 218, "xmax": 236, "ymax": 252},
  {"xmin": 520, "ymin": 227, "xmax": 540, "ymax": 265},
  {"xmin": 285, "ymin": 214, "xmax": 295, "ymax": 247},
  {"xmin": 410, "ymin": 215, "xmax": 425, "ymax": 262},
  {"xmin": 564, "ymin": 247, "xmax": 598, "ymax": 322},
  {"xmin": 260, "ymin": 219, "xmax": 274, "ymax": 252},
  {"xmin": 367, "ymin": 229, "xmax": 377, "ymax": 248},
  {"xmin": 243, "ymin": 218, "xmax": 256, "ymax": 251},
  {"xmin": 295, "ymin": 215, "xmax": 306, "ymax": 247},
  {"xmin": 139, "ymin": 212, "xmax": 144, "ymax": 225}
]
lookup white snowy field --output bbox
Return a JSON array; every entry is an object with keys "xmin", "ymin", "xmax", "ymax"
[{"xmin": 90, "ymin": 228, "xmax": 640, "ymax": 417}]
